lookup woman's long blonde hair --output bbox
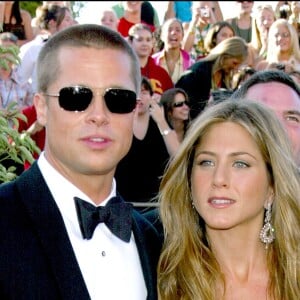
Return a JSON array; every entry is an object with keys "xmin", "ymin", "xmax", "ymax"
[{"xmin": 158, "ymin": 100, "xmax": 300, "ymax": 300}]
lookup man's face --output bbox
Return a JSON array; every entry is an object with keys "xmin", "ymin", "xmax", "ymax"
[
  {"xmin": 34, "ymin": 47, "xmax": 136, "ymax": 186},
  {"xmin": 246, "ymin": 82, "xmax": 300, "ymax": 165}
]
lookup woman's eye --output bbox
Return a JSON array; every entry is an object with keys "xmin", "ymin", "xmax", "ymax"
[
  {"xmin": 199, "ymin": 160, "xmax": 214, "ymax": 167},
  {"xmin": 233, "ymin": 161, "xmax": 249, "ymax": 168}
]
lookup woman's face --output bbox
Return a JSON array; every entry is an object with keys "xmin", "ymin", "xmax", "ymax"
[
  {"xmin": 100, "ymin": 11, "xmax": 118, "ymax": 31},
  {"xmin": 272, "ymin": 24, "xmax": 292, "ymax": 53},
  {"xmin": 222, "ymin": 57, "xmax": 244, "ymax": 74},
  {"xmin": 162, "ymin": 20, "xmax": 184, "ymax": 49},
  {"xmin": 257, "ymin": 8, "xmax": 276, "ymax": 32},
  {"xmin": 130, "ymin": 29, "xmax": 153, "ymax": 58},
  {"xmin": 216, "ymin": 26, "xmax": 234, "ymax": 45},
  {"xmin": 170, "ymin": 92, "xmax": 190, "ymax": 122},
  {"xmin": 191, "ymin": 121, "xmax": 273, "ymax": 232}
]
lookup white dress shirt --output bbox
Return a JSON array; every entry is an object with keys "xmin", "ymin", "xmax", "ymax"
[{"xmin": 38, "ymin": 153, "xmax": 147, "ymax": 300}]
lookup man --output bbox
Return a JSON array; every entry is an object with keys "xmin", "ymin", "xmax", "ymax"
[
  {"xmin": 232, "ymin": 69, "xmax": 300, "ymax": 167},
  {"xmin": 0, "ymin": 24, "xmax": 161, "ymax": 299}
]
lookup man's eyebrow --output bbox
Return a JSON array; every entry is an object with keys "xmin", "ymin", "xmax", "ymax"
[{"xmin": 284, "ymin": 110, "xmax": 300, "ymax": 116}]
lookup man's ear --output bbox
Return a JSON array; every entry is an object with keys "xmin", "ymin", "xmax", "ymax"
[{"xmin": 33, "ymin": 93, "xmax": 47, "ymax": 127}]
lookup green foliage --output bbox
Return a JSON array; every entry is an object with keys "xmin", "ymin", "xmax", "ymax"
[
  {"xmin": 20, "ymin": 2, "xmax": 42, "ymax": 17},
  {"xmin": 0, "ymin": 102, "xmax": 41, "ymax": 183},
  {"xmin": 20, "ymin": 1, "xmax": 86, "ymax": 20},
  {"xmin": 0, "ymin": 44, "xmax": 20, "ymax": 70}
]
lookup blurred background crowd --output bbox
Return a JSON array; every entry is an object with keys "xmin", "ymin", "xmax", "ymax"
[{"xmin": 0, "ymin": 1, "xmax": 299, "ymax": 208}]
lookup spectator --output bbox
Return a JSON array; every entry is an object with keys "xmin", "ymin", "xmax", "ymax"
[
  {"xmin": 116, "ymin": 1, "xmax": 155, "ymax": 38},
  {"xmin": 256, "ymin": 18, "xmax": 300, "ymax": 72},
  {"xmin": 204, "ymin": 21, "xmax": 235, "ymax": 54},
  {"xmin": 157, "ymin": 100, "xmax": 300, "ymax": 299},
  {"xmin": 112, "ymin": 1, "xmax": 160, "ymax": 28},
  {"xmin": 128, "ymin": 23, "xmax": 174, "ymax": 101},
  {"xmin": 226, "ymin": 1, "xmax": 254, "ymax": 43},
  {"xmin": 250, "ymin": 4, "xmax": 277, "ymax": 60},
  {"xmin": 17, "ymin": 3, "xmax": 75, "ymax": 93},
  {"xmin": 99, "ymin": 7, "xmax": 119, "ymax": 31},
  {"xmin": 288, "ymin": 1, "xmax": 300, "ymax": 43},
  {"xmin": 160, "ymin": 87, "xmax": 191, "ymax": 142},
  {"xmin": 183, "ymin": 1, "xmax": 218, "ymax": 61},
  {"xmin": 176, "ymin": 36, "xmax": 248, "ymax": 119},
  {"xmin": 0, "ymin": 32, "xmax": 33, "ymax": 110},
  {"xmin": 0, "ymin": 24, "xmax": 162, "ymax": 299},
  {"xmin": 152, "ymin": 18, "xmax": 194, "ymax": 84},
  {"xmin": 232, "ymin": 69, "xmax": 300, "ymax": 167},
  {"xmin": 0, "ymin": 1, "xmax": 34, "ymax": 47},
  {"xmin": 164, "ymin": 1, "xmax": 193, "ymax": 32},
  {"xmin": 115, "ymin": 76, "xmax": 179, "ymax": 211}
]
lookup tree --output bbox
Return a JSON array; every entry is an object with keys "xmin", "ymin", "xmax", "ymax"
[{"xmin": 0, "ymin": 45, "xmax": 40, "ymax": 182}]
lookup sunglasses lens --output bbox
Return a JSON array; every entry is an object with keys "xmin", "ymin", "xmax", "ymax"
[
  {"xmin": 59, "ymin": 87, "xmax": 93, "ymax": 111},
  {"xmin": 174, "ymin": 101, "xmax": 190, "ymax": 108},
  {"xmin": 104, "ymin": 89, "xmax": 137, "ymax": 114}
]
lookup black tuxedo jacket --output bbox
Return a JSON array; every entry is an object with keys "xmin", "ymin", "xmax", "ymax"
[{"xmin": 0, "ymin": 162, "xmax": 162, "ymax": 300}]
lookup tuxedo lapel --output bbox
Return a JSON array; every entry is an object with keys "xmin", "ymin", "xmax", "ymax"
[
  {"xmin": 131, "ymin": 210, "xmax": 161, "ymax": 300},
  {"xmin": 16, "ymin": 163, "xmax": 91, "ymax": 299}
]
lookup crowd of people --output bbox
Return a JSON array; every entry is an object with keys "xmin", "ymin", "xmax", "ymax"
[{"xmin": 0, "ymin": 1, "xmax": 299, "ymax": 299}]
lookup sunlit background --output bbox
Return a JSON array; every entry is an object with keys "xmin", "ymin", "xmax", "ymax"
[{"xmin": 76, "ymin": 1, "xmax": 279, "ymax": 25}]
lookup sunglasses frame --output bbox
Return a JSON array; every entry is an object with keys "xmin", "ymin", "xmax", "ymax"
[
  {"xmin": 44, "ymin": 86, "xmax": 137, "ymax": 114},
  {"xmin": 173, "ymin": 100, "xmax": 190, "ymax": 108}
]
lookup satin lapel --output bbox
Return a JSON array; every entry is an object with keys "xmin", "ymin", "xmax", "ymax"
[{"xmin": 16, "ymin": 163, "xmax": 91, "ymax": 299}]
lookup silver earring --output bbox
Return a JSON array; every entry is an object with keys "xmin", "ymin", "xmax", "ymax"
[{"xmin": 259, "ymin": 202, "xmax": 275, "ymax": 249}]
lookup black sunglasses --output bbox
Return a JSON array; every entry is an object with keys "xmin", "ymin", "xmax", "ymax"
[
  {"xmin": 173, "ymin": 100, "xmax": 190, "ymax": 108},
  {"xmin": 44, "ymin": 86, "xmax": 137, "ymax": 114}
]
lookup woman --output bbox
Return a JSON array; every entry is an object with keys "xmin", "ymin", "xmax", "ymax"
[
  {"xmin": 183, "ymin": 1, "xmax": 218, "ymax": 61},
  {"xmin": 226, "ymin": 0, "xmax": 254, "ymax": 43},
  {"xmin": 157, "ymin": 100, "xmax": 300, "ymax": 299},
  {"xmin": 160, "ymin": 87, "xmax": 190, "ymax": 142},
  {"xmin": 17, "ymin": 3, "xmax": 75, "ymax": 93},
  {"xmin": 204, "ymin": 21, "xmax": 235, "ymax": 54},
  {"xmin": 176, "ymin": 36, "xmax": 248, "ymax": 119},
  {"xmin": 115, "ymin": 77, "xmax": 179, "ymax": 209},
  {"xmin": 256, "ymin": 18, "xmax": 300, "ymax": 72},
  {"xmin": 250, "ymin": 4, "xmax": 277, "ymax": 61},
  {"xmin": 0, "ymin": 1, "xmax": 33, "ymax": 46},
  {"xmin": 152, "ymin": 18, "xmax": 193, "ymax": 84},
  {"xmin": 99, "ymin": 8, "xmax": 119, "ymax": 32}
]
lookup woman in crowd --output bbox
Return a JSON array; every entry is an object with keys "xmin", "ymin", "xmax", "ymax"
[
  {"xmin": 115, "ymin": 76, "xmax": 179, "ymax": 209},
  {"xmin": 128, "ymin": 23, "xmax": 174, "ymax": 101},
  {"xmin": 152, "ymin": 18, "xmax": 194, "ymax": 84},
  {"xmin": 157, "ymin": 100, "xmax": 300, "ymax": 300},
  {"xmin": 226, "ymin": 0, "xmax": 254, "ymax": 43},
  {"xmin": 99, "ymin": 7, "xmax": 119, "ymax": 31},
  {"xmin": 183, "ymin": 1, "xmax": 218, "ymax": 61},
  {"xmin": 256, "ymin": 18, "xmax": 300, "ymax": 72},
  {"xmin": 203, "ymin": 21, "xmax": 235, "ymax": 54},
  {"xmin": 160, "ymin": 87, "xmax": 190, "ymax": 143},
  {"xmin": 0, "ymin": 1, "xmax": 33, "ymax": 46},
  {"xmin": 176, "ymin": 36, "xmax": 248, "ymax": 119},
  {"xmin": 249, "ymin": 4, "xmax": 277, "ymax": 61},
  {"xmin": 17, "ymin": 3, "xmax": 75, "ymax": 93}
]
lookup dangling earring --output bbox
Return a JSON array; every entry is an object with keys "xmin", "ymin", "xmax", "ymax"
[
  {"xmin": 259, "ymin": 202, "xmax": 275, "ymax": 249},
  {"xmin": 191, "ymin": 200, "xmax": 195, "ymax": 209}
]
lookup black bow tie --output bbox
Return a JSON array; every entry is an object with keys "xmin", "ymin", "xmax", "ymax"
[{"xmin": 74, "ymin": 196, "xmax": 133, "ymax": 242}]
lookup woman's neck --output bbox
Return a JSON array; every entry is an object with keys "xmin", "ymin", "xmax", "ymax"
[
  {"xmin": 171, "ymin": 119, "xmax": 185, "ymax": 142},
  {"xmin": 124, "ymin": 10, "xmax": 141, "ymax": 24},
  {"xmin": 139, "ymin": 56, "xmax": 149, "ymax": 68}
]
